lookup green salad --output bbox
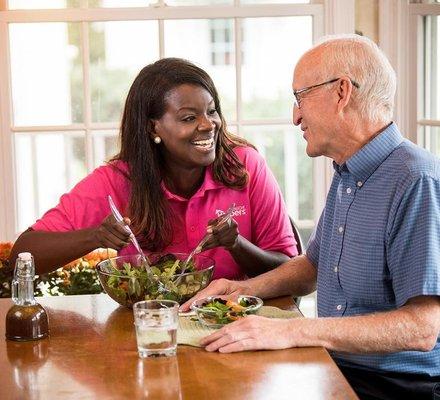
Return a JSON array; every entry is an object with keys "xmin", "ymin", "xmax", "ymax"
[
  {"xmin": 196, "ymin": 297, "xmax": 257, "ymax": 325},
  {"xmin": 101, "ymin": 254, "xmax": 211, "ymax": 306}
]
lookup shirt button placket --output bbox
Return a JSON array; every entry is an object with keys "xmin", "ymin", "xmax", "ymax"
[{"xmin": 187, "ymin": 200, "xmax": 197, "ymax": 245}]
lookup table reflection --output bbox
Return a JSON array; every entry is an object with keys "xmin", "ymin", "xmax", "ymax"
[
  {"xmin": 137, "ymin": 357, "xmax": 182, "ymax": 400},
  {"xmin": 42, "ymin": 305, "xmax": 183, "ymax": 399},
  {"xmin": 7, "ymin": 339, "xmax": 49, "ymax": 400}
]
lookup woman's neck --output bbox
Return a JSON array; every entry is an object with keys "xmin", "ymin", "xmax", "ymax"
[{"xmin": 163, "ymin": 167, "xmax": 205, "ymax": 199}]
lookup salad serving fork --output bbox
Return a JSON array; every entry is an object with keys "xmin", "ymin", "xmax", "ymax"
[
  {"xmin": 107, "ymin": 195, "xmax": 150, "ymax": 267},
  {"xmin": 174, "ymin": 203, "xmax": 236, "ymax": 284}
]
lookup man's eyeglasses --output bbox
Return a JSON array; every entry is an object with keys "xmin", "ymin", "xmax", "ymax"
[{"xmin": 293, "ymin": 78, "xmax": 360, "ymax": 109}]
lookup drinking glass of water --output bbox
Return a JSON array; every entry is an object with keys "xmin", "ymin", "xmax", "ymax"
[{"xmin": 133, "ymin": 300, "xmax": 179, "ymax": 358}]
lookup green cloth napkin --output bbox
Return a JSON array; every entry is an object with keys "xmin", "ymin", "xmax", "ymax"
[{"xmin": 177, "ymin": 306, "xmax": 302, "ymax": 347}]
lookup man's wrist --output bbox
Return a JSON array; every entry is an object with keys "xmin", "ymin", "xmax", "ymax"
[{"xmin": 245, "ymin": 275, "xmax": 268, "ymax": 298}]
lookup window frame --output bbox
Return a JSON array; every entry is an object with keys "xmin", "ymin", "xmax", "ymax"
[
  {"xmin": 0, "ymin": 0, "xmax": 354, "ymax": 241},
  {"xmin": 409, "ymin": 2, "xmax": 440, "ymax": 149},
  {"xmin": 379, "ymin": 1, "xmax": 440, "ymax": 146}
]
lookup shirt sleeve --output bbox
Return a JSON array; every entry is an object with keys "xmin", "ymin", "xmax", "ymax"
[
  {"xmin": 305, "ymin": 210, "xmax": 324, "ymax": 268},
  {"xmin": 245, "ymin": 148, "xmax": 298, "ymax": 257},
  {"xmin": 387, "ymin": 174, "xmax": 440, "ymax": 307},
  {"xmin": 32, "ymin": 164, "xmax": 130, "ymax": 232}
]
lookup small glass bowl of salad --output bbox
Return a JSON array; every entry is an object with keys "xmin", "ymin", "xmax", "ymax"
[{"xmin": 191, "ymin": 295, "xmax": 263, "ymax": 328}]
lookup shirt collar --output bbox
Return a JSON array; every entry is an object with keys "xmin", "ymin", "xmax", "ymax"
[
  {"xmin": 333, "ymin": 122, "xmax": 404, "ymax": 182},
  {"xmin": 161, "ymin": 165, "xmax": 224, "ymax": 201}
]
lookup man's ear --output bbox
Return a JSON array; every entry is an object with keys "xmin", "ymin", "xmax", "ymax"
[{"xmin": 336, "ymin": 77, "xmax": 353, "ymax": 112}]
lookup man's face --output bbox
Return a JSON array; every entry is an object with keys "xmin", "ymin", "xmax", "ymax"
[{"xmin": 292, "ymin": 55, "xmax": 337, "ymax": 158}]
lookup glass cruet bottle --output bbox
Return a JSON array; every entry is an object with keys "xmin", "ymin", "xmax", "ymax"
[{"xmin": 5, "ymin": 252, "xmax": 49, "ymax": 341}]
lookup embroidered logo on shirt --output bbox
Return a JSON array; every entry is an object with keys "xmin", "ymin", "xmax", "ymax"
[{"xmin": 215, "ymin": 205, "xmax": 246, "ymax": 218}]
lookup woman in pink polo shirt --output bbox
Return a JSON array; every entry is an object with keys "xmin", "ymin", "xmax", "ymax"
[{"xmin": 10, "ymin": 58, "xmax": 297, "ymax": 279}]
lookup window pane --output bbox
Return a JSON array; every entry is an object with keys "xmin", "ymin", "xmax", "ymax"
[
  {"xmin": 9, "ymin": 23, "xmax": 83, "ymax": 126},
  {"xmin": 15, "ymin": 132, "xmax": 86, "ymax": 232},
  {"xmin": 241, "ymin": 16, "xmax": 312, "ymax": 120},
  {"xmin": 228, "ymin": 125, "xmax": 238, "ymax": 135},
  {"xmin": 241, "ymin": 124, "xmax": 313, "ymax": 221},
  {"xmin": 92, "ymin": 130, "xmax": 119, "ymax": 167},
  {"xmin": 299, "ymin": 227, "xmax": 313, "ymax": 249},
  {"xmin": 424, "ymin": 126, "xmax": 440, "ymax": 156},
  {"xmin": 90, "ymin": 21, "xmax": 159, "ymax": 123},
  {"xmin": 423, "ymin": 16, "xmax": 440, "ymax": 120},
  {"xmin": 8, "ymin": 0, "xmax": 80, "ymax": 9},
  {"xmin": 164, "ymin": 19, "xmax": 236, "ymax": 121}
]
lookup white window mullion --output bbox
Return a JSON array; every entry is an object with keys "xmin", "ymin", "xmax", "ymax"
[
  {"xmin": 158, "ymin": 19, "xmax": 164, "ymax": 58},
  {"xmin": 234, "ymin": 16, "xmax": 242, "ymax": 136},
  {"xmin": 12, "ymin": 124, "xmax": 86, "ymax": 132},
  {"xmin": 414, "ymin": 12, "xmax": 425, "ymax": 145},
  {"xmin": 81, "ymin": 20, "xmax": 94, "ymax": 172},
  {"xmin": 30, "ymin": 136, "xmax": 39, "ymax": 227},
  {"xmin": 239, "ymin": 119, "xmax": 292, "ymax": 125},
  {"xmin": 419, "ymin": 119, "xmax": 440, "ymax": 126},
  {"xmin": 0, "ymin": 20, "xmax": 15, "ymax": 241},
  {"xmin": 284, "ymin": 130, "xmax": 298, "ymax": 220},
  {"xmin": 423, "ymin": 14, "xmax": 433, "ymax": 150},
  {"xmin": 1, "ymin": 5, "xmax": 325, "ymax": 24}
]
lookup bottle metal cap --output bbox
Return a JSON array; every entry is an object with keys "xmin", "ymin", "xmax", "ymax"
[{"xmin": 18, "ymin": 252, "xmax": 32, "ymax": 261}]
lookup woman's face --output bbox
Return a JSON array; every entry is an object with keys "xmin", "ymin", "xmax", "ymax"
[{"xmin": 153, "ymin": 83, "xmax": 222, "ymax": 170}]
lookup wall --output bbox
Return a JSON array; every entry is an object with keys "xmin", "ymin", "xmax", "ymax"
[{"xmin": 355, "ymin": 0, "xmax": 378, "ymax": 43}]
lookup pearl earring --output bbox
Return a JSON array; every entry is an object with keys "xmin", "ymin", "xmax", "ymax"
[{"xmin": 154, "ymin": 136, "xmax": 161, "ymax": 144}]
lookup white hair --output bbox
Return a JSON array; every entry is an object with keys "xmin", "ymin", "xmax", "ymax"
[{"xmin": 307, "ymin": 34, "xmax": 396, "ymax": 124}]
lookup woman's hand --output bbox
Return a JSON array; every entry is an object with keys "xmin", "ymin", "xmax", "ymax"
[
  {"xmin": 201, "ymin": 215, "xmax": 239, "ymax": 251},
  {"xmin": 92, "ymin": 214, "xmax": 132, "ymax": 250}
]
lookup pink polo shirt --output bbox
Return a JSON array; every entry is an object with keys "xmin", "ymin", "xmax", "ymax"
[{"xmin": 32, "ymin": 146, "xmax": 297, "ymax": 279}]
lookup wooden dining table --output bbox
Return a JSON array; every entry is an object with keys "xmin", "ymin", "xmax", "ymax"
[{"xmin": 0, "ymin": 294, "xmax": 358, "ymax": 400}]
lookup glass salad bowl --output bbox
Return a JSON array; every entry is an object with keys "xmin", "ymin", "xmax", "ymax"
[
  {"xmin": 96, "ymin": 253, "xmax": 214, "ymax": 308},
  {"xmin": 190, "ymin": 295, "xmax": 263, "ymax": 328}
]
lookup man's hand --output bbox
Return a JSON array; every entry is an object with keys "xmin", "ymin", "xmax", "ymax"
[
  {"xmin": 200, "ymin": 315, "xmax": 295, "ymax": 353},
  {"xmin": 179, "ymin": 278, "xmax": 252, "ymax": 311},
  {"xmin": 92, "ymin": 214, "xmax": 131, "ymax": 250}
]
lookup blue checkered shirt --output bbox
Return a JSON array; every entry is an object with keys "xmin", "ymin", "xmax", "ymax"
[{"xmin": 307, "ymin": 123, "xmax": 440, "ymax": 376}]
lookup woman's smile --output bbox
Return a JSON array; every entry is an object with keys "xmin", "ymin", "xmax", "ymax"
[{"xmin": 191, "ymin": 137, "xmax": 216, "ymax": 152}]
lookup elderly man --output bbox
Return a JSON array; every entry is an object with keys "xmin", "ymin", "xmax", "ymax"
[{"xmin": 182, "ymin": 35, "xmax": 440, "ymax": 400}]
